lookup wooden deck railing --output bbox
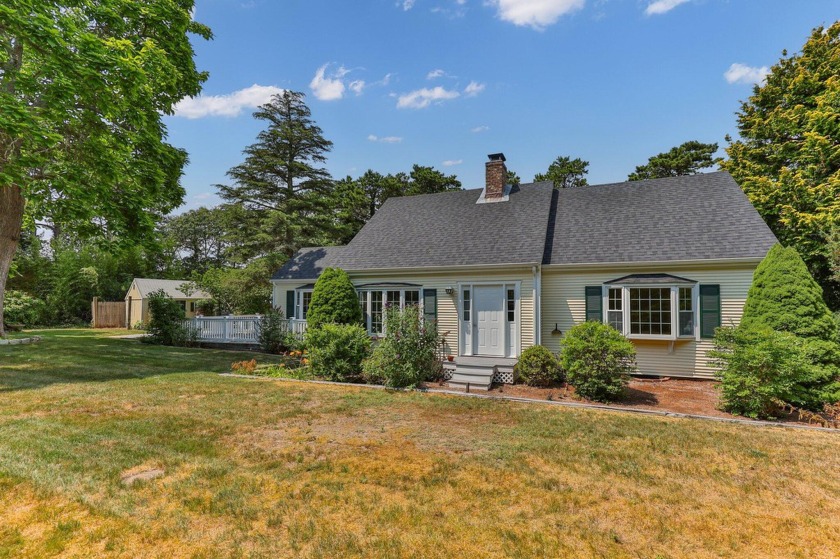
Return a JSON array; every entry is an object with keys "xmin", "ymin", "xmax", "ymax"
[{"xmin": 180, "ymin": 315, "xmax": 307, "ymax": 344}]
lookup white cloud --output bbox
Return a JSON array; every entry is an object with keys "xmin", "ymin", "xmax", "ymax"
[
  {"xmin": 471, "ymin": 125, "xmax": 490, "ymax": 133},
  {"xmin": 349, "ymin": 80, "xmax": 366, "ymax": 95},
  {"xmin": 368, "ymin": 134, "xmax": 403, "ymax": 143},
  {"xmin": 464, "ymin": 81, "xmax": 485, "ymax": 97},
  {"xmin": 396, "ymin": 86, "xmax": 460, "ymax": 109},
  {"xmin": 173, "ymin": 84, "xmax": 284, "ymax": 119},
  {"xmin": 644, "ymin": 0, "xmax": 689, "ymax": 15},
  {"xmin": 442, "ymin": 159, "xmax": 463, "ymax": 166},
  {"xmin": 309, "ymin": 64, "xmax": 347, "ymax": 101},
  {"xmin": 401, "ymin": 0, "xmax": 416, "ymax": 10},
  {"xmin": 724, "ymin": 63, "xmax": 770, "ymax": 85},
  {"xmin": 490, "ymin": 0, "xmax": 585, "ymax": 30},
  {"xmin": 427, "ymin": 69, "xmax": 446, "ymax": 80}
]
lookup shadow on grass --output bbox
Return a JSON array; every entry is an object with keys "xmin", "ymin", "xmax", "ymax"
[{"xmin": 0, "ymin": 329, "xmax": 277, "ymax": 393}]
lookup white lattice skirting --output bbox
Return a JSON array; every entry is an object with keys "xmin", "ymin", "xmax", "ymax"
[{"xmin": 493, "ymin": 370, "xmax": 515, "ymax": 384}]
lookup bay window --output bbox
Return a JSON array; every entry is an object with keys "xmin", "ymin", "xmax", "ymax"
[
  {"xmin": 294, "ymin": 289, "xmax": 313, "ymax": 320},
  {"xmin": 590, "ymin": 276, "xmax": 712, "ymax": 340}
]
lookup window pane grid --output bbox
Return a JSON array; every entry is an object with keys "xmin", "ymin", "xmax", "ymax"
[
  {"xmin": 370, "ymin": 291, "xmax": 383, "ymax": 334},
  {"xmin": 506, "ymin": 288, "xmax": 515, "ymax": 322},
  {"xmin": 678, "ymin": 287, "xmax": 694, "ymax": 336},
  {"xmin": 629, "ymin": 288, "xmax": 671, "ymax": 336},
  {"xmin": 463, "ymin": 290, "xmax": 471, "ymax": 321}
]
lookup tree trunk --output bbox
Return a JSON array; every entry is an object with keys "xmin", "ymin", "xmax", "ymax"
[{"xmin": 0, "ymin": 185, "xmax": 25, "ymax": 338}]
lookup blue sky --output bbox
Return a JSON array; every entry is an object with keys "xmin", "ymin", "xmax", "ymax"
[{"xmin": 166, "ymin": 0, "xmax": 840, "ymax": 212}]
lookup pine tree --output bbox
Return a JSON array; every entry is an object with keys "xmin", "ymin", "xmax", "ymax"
[
  {"xmin": 723, "ymin": 23, "xmax": 840, "ymax": 308},
  {"xmin": 534, "ymin": 156, "xmax": 589, "ymax": 188},
  {"xmin": 628, "ymin": 141, "xmax": 719, "ymax": 181},
  {"xmin": 218, "ymin": 91, "xmax": 335, "ymax": 258}
]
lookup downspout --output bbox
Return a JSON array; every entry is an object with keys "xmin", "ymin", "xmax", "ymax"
[{"xmin": 532, "ymin": 265, "xmax": 541, "ymax": 346}]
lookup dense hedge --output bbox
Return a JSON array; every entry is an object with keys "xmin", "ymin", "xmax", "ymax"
[
  {"xmin": 305, "ymin": 323, "xmax": 371, "ymax": 382},
  {"xmin": 306, "ymin": 268, "xmax": 362, "ymax": 329}
]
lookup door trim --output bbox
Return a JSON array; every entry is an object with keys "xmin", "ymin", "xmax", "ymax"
[{"xmin": 458, "ymin": 281, "xmax": 521, "ymax": 358}]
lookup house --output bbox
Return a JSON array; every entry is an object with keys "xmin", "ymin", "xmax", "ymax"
[
  {"xmin": 125, "ymin": 278, "xmax": 210, "ymax": 328},
  {"xmin": 271, "ymin": 153, "xmax": 778, "ymax": 389}
]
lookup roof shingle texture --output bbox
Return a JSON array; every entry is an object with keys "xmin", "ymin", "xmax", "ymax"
[
  {"xmin": 547, "ymin": 172, "xmax": 778, "ymax": 265},
  {"xmin": 272, "ymin": 171, "xmax": 778, "ymax": 280}
]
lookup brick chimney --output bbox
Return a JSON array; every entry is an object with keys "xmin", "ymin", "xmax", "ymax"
[{"xmin": 485, "ymin": 153, "xmax": 507, "ymax": 201}]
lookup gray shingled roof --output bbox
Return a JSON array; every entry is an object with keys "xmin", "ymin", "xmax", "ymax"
[
  {"xmin": 273, "ymin": 171, "xmax": 777, "ymax": 280},
  {"xmin": 546, "ymin": 172, "xmax": 778, "ymax": 265},
  {"xmin": 272, "ymin": 246, "xmax": 345, "ymax": 280},
  {"xmin": 338, "ymin": 182, "xmax": 554, "ymax": 269},
  {"xmin": 130, "ymin": 278, "xmax": 210, "ymax": 300}
]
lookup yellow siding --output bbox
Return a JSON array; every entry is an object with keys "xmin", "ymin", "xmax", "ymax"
[
  {"xmin": 541, "ymin": 264, "xmax": 757, "ymax": 379},
  {"xmin": 272, "ymin": 268, "xmax": 536, "ymax": 357},
  {"xmin": 125, "ymin": 284, "xmax": 145, "ymax": 328}
]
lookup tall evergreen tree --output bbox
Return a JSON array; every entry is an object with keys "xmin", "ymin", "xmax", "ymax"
[
  {"xmin": 534, "ymin": 156, "xmax": 589, "ymax": 188},
  {"xmin": 332, "ymin": 165, "xmax": 461, "ymax": 242},
  {"xmin": 723, "ymin": 23, "xmax": 840, "ymax": 308},
  {"xmin": 628, "ymin": 141, "xmax": 719, "ymax": 181},
  {"xmin": 218, "ymin": 91, "xmax": 334, "ymax": 259}
]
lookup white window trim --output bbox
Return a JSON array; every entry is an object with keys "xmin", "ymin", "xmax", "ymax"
[
  {"xmin": 294, "ymin": 289, "xmax": 314, "ymax": 321},
  {"xmin": 458, "ymin": 281, "xmax": 521, "ymax": 358},
  {"xmin": 602, "ymin": 284, "xmax": 699, "ymax": 341},
  {"xmin": 356, "ymin": 287, "xmax": 422, "ymax": 336}
]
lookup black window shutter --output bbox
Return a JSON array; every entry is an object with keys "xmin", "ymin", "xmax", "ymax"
[
  {"xmin": 585, "ymin": 286, "xmax": 602, "ymax": 322},
  {"xmin": 423, "ymin": 289, "xmax": 437, "ymax": 322},
  {"xmin": 699, "ymin": 284, "xmax": 721, "ymax": 338},
  {"xmin": 285, "ymin": 290, "xmax": 295, "ymax": 319}
]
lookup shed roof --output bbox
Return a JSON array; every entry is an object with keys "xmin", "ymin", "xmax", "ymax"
[{"xmin": 128, "ymin": 278, "xmax": 210, "ymax": 300}]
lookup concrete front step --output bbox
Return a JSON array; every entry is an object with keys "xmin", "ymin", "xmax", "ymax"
[{"xmin": 448, "ymin": 364, "xmax": 495, "ymax": 391}]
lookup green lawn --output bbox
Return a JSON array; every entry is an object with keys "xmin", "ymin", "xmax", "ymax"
[{"xmin": 1, "ymin": 329, "xmax": 838, "ymax": 558}]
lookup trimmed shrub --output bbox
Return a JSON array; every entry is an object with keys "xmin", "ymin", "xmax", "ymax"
[
  {"xmin": 145, "ymin": 290, "xmax": 196, "ymax": 346},
  {"xmin": 741, "ymin": 244, "xmax": 837, "ymax": 342},
  {"xmin": 710, "ymin": 326, "xmax": 840, "ymax": 418},
  {"xmin": 560, "ymin": 321, "xmax": 636, "ymax": 402},
  {"xmin": 514, "ymin": 345, "xmax": 562, "ymax": 387},
  {"xmin": 362, "ymin": 305, "xmax": 440, "ymax": 388},
  {"xmin": 305, "ymin": 323, "xmax": 371, "ymax": 382},
  {"xmin": 4, "ymin": 290, "xmax": 46, "ymax": 327},
  {"xmin": 306, "ymin": 267, "xmax": 362, "ymax": 329}
]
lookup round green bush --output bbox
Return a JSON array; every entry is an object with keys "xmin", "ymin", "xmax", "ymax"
[
  {"xmin": 514, "ymin": 345, "xmax": 562, "ymax": 387},
  {"xmin": 306, "ymin": 267, "xmax": 363, "ymax": 329},
  {"xmin": 560, "ymin": 321, "xmax": 636, "ymax": 402},
  {"xmin": 305, "ymin": 323, "xmax": 371, "ymax": 382}
]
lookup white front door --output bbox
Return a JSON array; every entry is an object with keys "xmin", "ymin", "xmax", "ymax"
[{"xmin": 473, "ymin": 285, "xmax": 504, "ymax": 356}]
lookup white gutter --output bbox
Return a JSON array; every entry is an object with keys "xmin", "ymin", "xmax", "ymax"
[{"xmin": 542, "ymin": 256, "xmax": 765, "ymax": 271}]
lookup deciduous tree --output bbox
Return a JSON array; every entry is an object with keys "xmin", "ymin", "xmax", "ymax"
[{"xmin": 0, "ymin": 0, "xmax": 210, "ymax": 336}]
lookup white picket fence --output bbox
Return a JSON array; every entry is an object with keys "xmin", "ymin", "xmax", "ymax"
[{"xmin": 181, "ymin": 315, "xmax": 307, "ymax": 344}]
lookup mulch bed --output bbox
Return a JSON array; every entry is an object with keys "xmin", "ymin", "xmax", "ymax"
[{"xmin": 429, "ymin": 377, "xmax": 837, "ymax": 428}]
